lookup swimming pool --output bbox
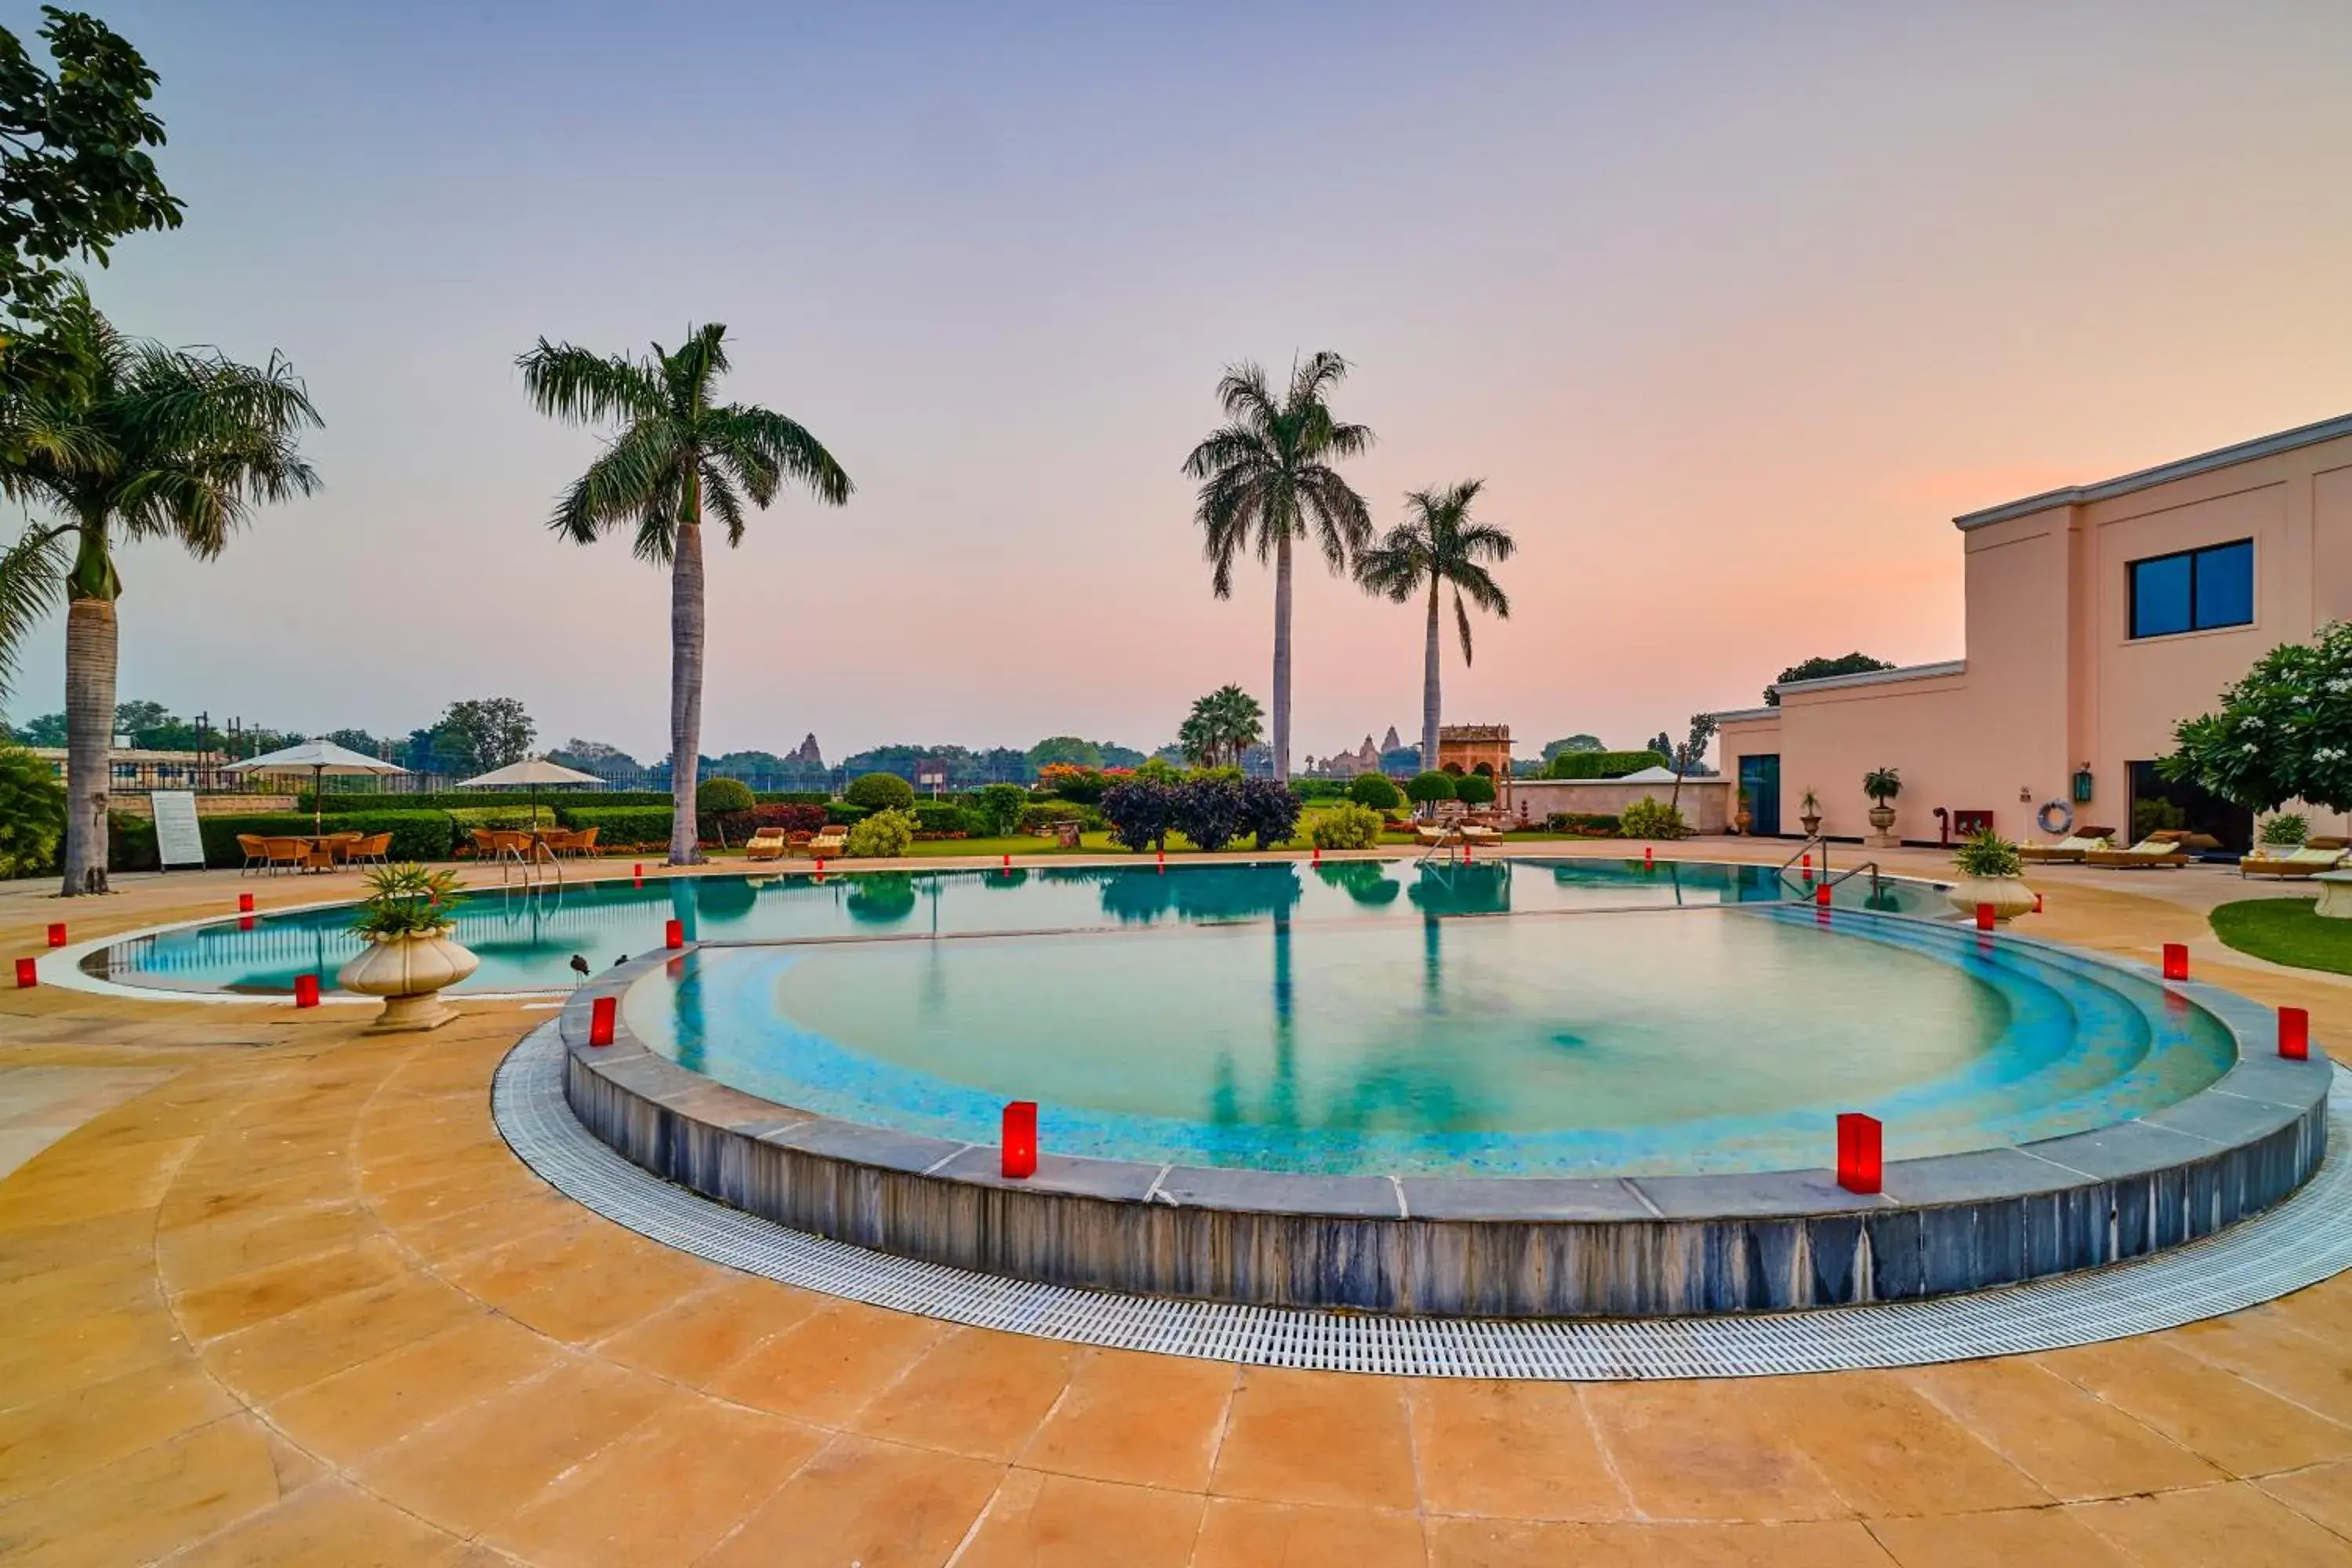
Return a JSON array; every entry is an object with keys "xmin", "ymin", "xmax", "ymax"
[{"xmin": 82, "ymin": 856, "xmax": 1943, "ymax": 996}]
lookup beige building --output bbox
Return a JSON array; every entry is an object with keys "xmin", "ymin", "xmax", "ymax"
[{"xmin": 1716, "ymin": 413, "xmax": 2352, "ymax": 848}]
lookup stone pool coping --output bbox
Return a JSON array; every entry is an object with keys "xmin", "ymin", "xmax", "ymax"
[{"xmin": 557, "ymin": 915, "xmax": 2332, "ymax": 1318}]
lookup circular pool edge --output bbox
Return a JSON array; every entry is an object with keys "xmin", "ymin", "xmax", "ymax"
[{"xmin": 559, "ymin": 918, "xmax": 2332, "ymax": 1319}]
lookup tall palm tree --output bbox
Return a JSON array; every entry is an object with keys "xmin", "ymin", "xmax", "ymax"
[
  {"xmin": 0, "ymin": 285, "xmax": 320, "ymax": 894},
  {"xmin": 1178, "ymin": 683, "xmax": 1265, "ymax": 768},
  {"xmin": 519, "ymin": 324, "xmax": 851, "ymax": 864},
  {"xmin": 1353, "ymin": 479, "xmax": 1514, "ymax": 772},
  {"xmin": 1182, "ymin": 352, "xmax": 1373, "ymax": 782}
]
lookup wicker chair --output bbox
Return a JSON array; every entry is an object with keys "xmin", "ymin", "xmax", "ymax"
[
  {"xmin": 260, "ymin": 837, "xmax": 308, "ymax": 874},
  {"xmin": 346, "ymin": 833, "xmax": 392, "ymax": 868},
  {"xmin": 238, "ymin": 833, "xmax": 270, "ymax": 875}
]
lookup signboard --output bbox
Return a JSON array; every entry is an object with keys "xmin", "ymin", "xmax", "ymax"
[{"xmin": 151, "ymin": 790, "xmax": 207, "ymax": 869}]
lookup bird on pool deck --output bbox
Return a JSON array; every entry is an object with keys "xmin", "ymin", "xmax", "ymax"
[{"xmin": 569, "ymin": 954, "xmax": 590, "ymax": 985}]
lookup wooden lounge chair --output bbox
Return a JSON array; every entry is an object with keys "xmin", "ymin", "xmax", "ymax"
[
  {"xmin": 2083, "ymin": 837, "xmax": 2190, "ymax": 869},
  {"xmin": 1458, "ymin": 824, "xmax": 1503, "ymax": 845},
  {"xmin": 2018, "ymin": 829, "xmax": 2117, "ymax": 864},
  {"xmin": 238, "ymin": 833, "xmax": 270, "ymax": 875},
  {"xmin": 1414, "ymin": 822, "xmax": 1460, "ymax": 848},
  {"xmin": 808, "ymin": 826, "xmax": 849, "ymax": 858},
  {"xmin": 2241, "ymin": 845, "xmax": 2347, "ymax": 879},
  {"xmin": 743, "ymin": 827, "xmax": 790, "ymax": 862}
]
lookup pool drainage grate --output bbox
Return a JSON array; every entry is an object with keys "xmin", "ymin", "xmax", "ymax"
[{"xmin": 492, "ymin": 1022, "xmax": 2352, "ymax": 1379}]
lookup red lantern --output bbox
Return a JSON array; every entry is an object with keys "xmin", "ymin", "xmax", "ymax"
[
  {"xmin": 1001, "ymin": 1100, "xmax": 1038, "ymax": 1178},
  {"xmin": 664, "ymin": 918, "xmax": 684, "ymax": 950},
  {"xmin": 2161, "ymin": 942, "xmax": 2188, "ymax": 982},
  {"xmin": 1836, "ymin": 1112, "xmax": 1882, "ymax": 1194},
  {"xmin": 2281, "ymin": 1007, "xmax": 2310, "ymax": 1061},
  {"xmin": 238, "ymin": 892, "xmax": 255, "ymax": 913},
  {"xmin": 1975, "ymin": 902, "xmax": 1995, "ymax": 931},
  {"xmin": 45, "ymin": 922, "xmax": 64, "ymax": 948},
  {"xmin": 589, "ymin": 995, "xmax": 616, "ymax": 1047},
  {"xmin": 1643, "ymin": 846, "xmax": 1653, "ymax": 869},
  {"xmin": 13, "ymin": 957, "xmax": 35, "ymax": 989},
  {"xmin": 293, "ymin": 973, "xmax": 320, "ymax": 1008}
]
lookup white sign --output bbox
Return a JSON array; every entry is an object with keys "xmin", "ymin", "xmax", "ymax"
[{"xmin": 151, "ymin": 791, "xmax": 207, "ymax": 869}]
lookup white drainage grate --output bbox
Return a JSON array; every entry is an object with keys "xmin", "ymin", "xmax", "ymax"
[{"xmin": 492, "ymin": 1023, "xmax": 2352, "ymax": 1379}]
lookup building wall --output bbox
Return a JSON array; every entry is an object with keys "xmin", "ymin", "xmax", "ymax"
[{"xmin": 1511, "ymin": 778, "xmax": 1732, "ymax": 833}]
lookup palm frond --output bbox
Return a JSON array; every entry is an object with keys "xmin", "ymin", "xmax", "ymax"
[
  {"xmin": 700, "ymin": 463, "xmax": 746, "ymax": 546},
  {"xmin": 517, "ymin": 339, "xmax": 667, "ymax": 426},
  {"xmin": 1454, "ymin": 586, "xmax": 1476, "ymax": 666},
  {"xmin": 0, "ymin": 524, "xmax": 69, "ymax": 715},
  {"xmin": 550, "ymin": 416, "xmax": 677, "ymax": 548},
  {"xmin": 706, "ymin": 404, "xmax": 852, "ymax": 510}
]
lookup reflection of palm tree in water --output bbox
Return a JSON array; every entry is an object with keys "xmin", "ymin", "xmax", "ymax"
[
  {"xmin": 1269, "ymin": 915, "xmax": 1298, "ymax": 1129},
  {"xmin": 1421, "ymin": 915, "xmax": 1443, "ymax": 1007},
  {"xmin": 670, "ymin": 967, "xmax": 710, "ymax": 1074}
]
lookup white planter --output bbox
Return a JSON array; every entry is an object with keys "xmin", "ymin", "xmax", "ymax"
[
  {"xmin": 2316, "ymin": 870, "xmax": 2352, "ymax": 920},
  {"xmin": 336, "ymin": 931, "xmax": 480, "ymax": 1033},
  {"xmin": 1947, "ymin": 874, "xmax": 2038, "ymax": 924}
]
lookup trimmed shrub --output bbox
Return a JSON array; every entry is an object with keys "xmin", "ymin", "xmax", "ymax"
[
  {"xmin": 974, "ymin": 782, "xmax": 1029, "ymax": 837},
  {"xmin": 1311, "ymin": 801, "xmax": 1383, "ymax": 850},
  {"xmin": 1454, "ymin": 773, "xmax": 1497, "ymax": 807},
  {"xmin": 1618, "ymin": 797, "xmax": 1688, "ymax": 840},
  {"xmin": 912, "ymin": 802, "xmax": 974, "ymax": 837},
  {"xmin": 751, "ymin": 802, "xmax": 827, "ymax": 834},
  {"xmin": 1236, "ymin": 777, "xmax": 1304, "ymax": 849},
  {"xmin": 557, "ymin": 806, "xmax": 675, "ymax": 849},
  {"xmin": 1544, "ymin": 749, "xmax": 1670, "ymax": 780},
  {"xmin": 699, "ymin": 778, "xmax": 755, "ymax": 815},
  {"xmin": 844, "ymin": 771, "xmax": 916, "ymax": 812},
  {"xmin": 1290, "ymin": 779, "xmax": 1348, "ymax": 801},
  {"xmin": 107, "ymin": 811, "xmax": 158, "ymax": 873},
  {"xmin": 753, "ymin": 790, "xmax": 832, "ymax": 806},
  {"xmin": 1171, "ymin": 775, "xmax": 1244, "ymax": 852},
  {"xmin": 1543, "ymin": 811, "xmax": 1621, "ymax": 836},
  {"xmin": 447, "ymin": 804, "xmax": 556, "ymax": 831},
  {"xmin": 1100, "ymin": 779, "xmax": 1178, "ymax": 851},
  {"xmin": 1018, "ymin": 800, "xmax": 1105, "ymax": 835},
  {"xmin": 308, "ymin": 789, "xmax": 675, "ymax": 813},
  {"xmin": 844, "ymin": 807, "xmax": 916, "ymax": 858},
  {"xmin": 1346, "ymin": 773, "xmax": 1403, "ymax": 811},
  {"xmin": 823, "ymin": 801, "xmax": 873, "ymax": 826},
  {"xmin": 198, "ymin": 811, "xmax": 459, "ymax": 865},
  {"xmin": 1406, "ymin": 771, "xmax": 1457, "ymax": 806}
]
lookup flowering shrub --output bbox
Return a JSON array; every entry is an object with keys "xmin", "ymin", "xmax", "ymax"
[
  {"xmin": 844, "ymin": 808, "xmax": 916, "ymax": 858},
  {"xmin": 1036, "ymin": 764, "xmax": 1109, "ymax": 804},
  {"xmin": 1311, "ymin": 801, "xmax": 1384, "ymax": 850},
  {"xmin": 2162, "ymin": 620, "xmax": 2352, "ymax": 813},
  {"xmin": 1618, "ymin": 796, "xmax": 1688, "ymax": 840},
  {"xmin": 751, "ymin": 802, "xmax": 828, "ymax": 834}
]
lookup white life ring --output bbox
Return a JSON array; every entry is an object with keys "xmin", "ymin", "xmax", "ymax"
[{"xmin": 2037, "ymin": 800, "xmax": 2073, "ymax": 837}]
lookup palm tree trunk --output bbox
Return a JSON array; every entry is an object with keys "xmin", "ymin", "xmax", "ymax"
[
  {"xmin": 668, "ymin": 511, "xmax": 706, "ymax": 866},
  {"xmin": 61, "ymin": 593, "xmax": 117, "ymax": 895},
  {"xmin": 1421, "ymin": 575, "xmax": 1442, "ymax": 774},
  {"xmin": 1271, "ymin": 530, "xmax": 1292, "ymax": 782}
]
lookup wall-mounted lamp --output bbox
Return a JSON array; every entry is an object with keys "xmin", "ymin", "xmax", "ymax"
[{"xmin": 2071, "ymin": 765, "xmax": 2095, "ymax": 804}]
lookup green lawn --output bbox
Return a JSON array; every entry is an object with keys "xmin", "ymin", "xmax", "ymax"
[{"xmin": 2209, "ymin": 897, "xmax": 2352, "ymax": 976}]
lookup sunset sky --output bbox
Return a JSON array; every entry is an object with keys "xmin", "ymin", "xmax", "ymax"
[{"xmin": 10, "ymin": 1, "xmax": 2352, "ymax": 764}]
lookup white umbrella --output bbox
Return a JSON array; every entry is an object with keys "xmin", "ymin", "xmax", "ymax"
[
  {"xmin": 455, "ymin": 756, "xmax": 604, "ymax": 825},
  {"xmin": 221, "ymin": 739, "xmax": 408, "ymax": 834}
]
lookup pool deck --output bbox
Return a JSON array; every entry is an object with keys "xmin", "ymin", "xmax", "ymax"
[{"xmin": 4, "ymin": 844, "xmax": 2352, "ymax": 1564}]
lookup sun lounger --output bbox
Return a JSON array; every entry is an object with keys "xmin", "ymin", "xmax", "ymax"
[
  {"xmin": 743, "ymin": 827, "xmax": 790, "ymax": 862},
  {"xmin": 1414, "ymin": 822, "xmax": 1460, "ymax": 847},
  {"xmin": 2018, "ymin": 829, "xmax": 2116, "ymax": 864},
  {"xmin": 808, "ymin": 826, "xmax": 848, "ymax": 858},
  {"xmin": 2240, "ymin": 845, "xmax": 2347, "ymax": 879},
  {"xmin": 1458, "ymin": 824, "xmax": 1502, "ymax": 844},
  {"xmin": 2082, "ymin": 838, "xmax": 2189, "ymax": 869}
]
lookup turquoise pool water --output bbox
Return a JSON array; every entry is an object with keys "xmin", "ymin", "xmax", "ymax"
[
  {"xmin": 85, "ymin": 858, "xmax": 1939, "ymax": 996},
  {"xmin": 619, "ymin": 903, "xmax": 2234, "ymax": 1178}
]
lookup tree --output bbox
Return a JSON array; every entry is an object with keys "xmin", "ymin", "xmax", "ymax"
[
  {"xmin": 1543, "ymin": 735, "xmax": 1603, "ymax": 760},
  {"xmin": 0, "ymin": 286, "xmax": 318, "ymax": 893},
  {"xmin": 2159, "ymin": 621, "xmax": 2352, "ymax": 813},
  {"xmin": 322, "ymin": 728, "xmax": 388, "ymax": 759},
  {"xmin": 1353, "ymin": 479, "xmax": 1514, "ymax": 772},
  {"xmin": 1025, "ymin": 736, "xmax": 1102, "ymax": 774},
  {"xmin": 1766, "ymin": 652, "xmax": 1893, "ymax": 706},
  {"xmin": 0, "ymin": 9, "xmax": 183, "ymax": 400},
  {"xmin": 1347, "ymin": 772, "xmax": 1402, "ymax": 811},
  {"xmin": 0, "ymin": 739, "xmax": 64, "ymax": 875},
  {"xmin": 434, "ymin": 696, "xmax": 534, "ymax": 775},
  {"xmin": 1668, "ymin": 713, "xmax": 1717, "ymax": 824},
  {"xmin": 1178, "ymin": 684, "xmax": 1265, "ymax": 768},
  {"xmin": 1406, "ymin": 771, "xmax": 1457, "ymax": 815},
  {"xmin": 9, "ymin": 709, "xmax": 61, "ymax": 744},
  {"xmin": 1182, "ymin": 352, "xmax": 1374, "ymax": 781},
  {"xmin": 520, "ymin": 321, "xmax": 851, "ymax": 864}
]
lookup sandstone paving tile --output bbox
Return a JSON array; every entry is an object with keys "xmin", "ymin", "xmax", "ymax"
[
  {"xmin": 0, "ymin": 1416, "xmax": 293, "ymax": 1567},
  {"xmin": 589, "ymin": 1276, "xmax": 819, "ymax": 1388},
  {"xmin": 0, "ymin": 1308, "xmax": 186, "ymax": 1413},
  {"xmin": 2255, "ymin": 1458, "xmax": 2352, "ymax": 1538},
  {"xmin": 0, "ymin": 1360, "xmax": 238, "ymax": 1503},
  {"xmin": 1191, "ymin": 1497, "xmax": 1425, "ymax": 1567},
  {"xmin": 1407, "ymin": 1377, "xmax": 1635, "ymax": 1521},
  {"xmin": 1207, "ymin": 1367, "xmax": 1418, "ymax": 1512},
  {"xmin": 1899, "ymin": 1356, "xmax": 2224, "ymax": 1501},
  {"xmin": 488, "ymin": 1233, "xmax": 728, "ymax": 1345},
  {"xmin": 705, "ymin": 1300, "xmax": 951, "ymax": 1426},
  {"xmin": 2070, "ymin": 1480, "xmax": 2352, "ymax": 1566},
  {"xmin": 695, "ymin": 1432, "xmax": 1003, "ymax": 1568},
  {"xmin": 1577, "ymin": 1377, "xmax": 1850, "ymax": 1522},
  {"xmin": 1425, "ymin": 1516, "xmax": 1897, "ymax": 1567},
  {"xmin": 953, "ymin": 1468, "xmax": 1205, "ymax": 1568},
  {"xmin": 358, "ymin": 1138, "xmax": 527, "ymax": 1200},
  {"xmin": 485, "ymin": 1396, "xmax": 826, "ymax": 1567},
  {"xmin": 1863, "ymin": 1505, "xmax": 2139, "ymax": 1567},
  {"xmin": 259, "ymin": 1312, "xmax": 570, "ymax": 1465},
  {"xmin": 196, "ymin": 1272, "xmax": 487, "ymax": 1403},
  {"xmin": 1748, "ymin": 1370, "xmax": 2054, "ymax": 1518},
  {"xmin": 353, "ymin": 1112, "xmax": 503, "ymax": 1175},
  {"xmin": 2167, "ymin": 1310, "xmax": 2352, "ymax": 1427},
  {"xmin": 423, "ymin": 1217, "xmax": 604, "ymax": 1301},
  {"xmin": 0, "ymin": 1136, "xmax": 198, "ymax": 1229},
  {"xmin": 350, "ymin": 1358, "xmax": 677, "ymax": 1537},
  {"xmin": 2250, "ymin": 1279, "xmax": 2352, "ymax": 1353},
  {"xmin": 2031, "ymin": 1338, "xmax": 2352, "ymax": 1476},
  {"xmin": 162, "ymin": 1476, "xmax": 469, "ymax": 1566},
  {"xmin": 850, "ymin": 1325, "xmax": 1081, "ymax": 1461},
  {"xmin": 0, "ymin": 1208, "xmax": 151, "ymax": 1287},
  {"xmin": 361, "ymin": 1160, "xmax": 543, "ymax": 1229},
  {"xmin": 153, "ymin": 1200, "xmax": 379, "ymax": 1293},
  {"xmin": 171, "ymin": 1234, "xmax": 415, "ymax": 1340},
  {"xmin": 0, "ymin": 1250, "xmax": 161, "ymax": 1326},
  {"xmin": 156, "ymin": 1159, "xmax": 358, "ymax": 1234},
  {"xmin": 1016, "ymin": 1348, "xmax": 1236, "ymax": 1493},
  {"xmin": 383, "ymin": 1185, "xmax": 581, "ymax": 1263}
]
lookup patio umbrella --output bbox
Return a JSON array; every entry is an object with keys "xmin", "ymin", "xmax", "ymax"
[
  {"xmin": 454, "ymin": 756, "xmax": 604, "ymax": 824},
  {"xmin": 220, "ymin": 739, "xmax": 409, "ymax": 834}
]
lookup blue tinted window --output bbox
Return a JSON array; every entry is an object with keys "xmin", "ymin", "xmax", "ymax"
[
  {"xmin": 2193, "ymin": 540, "xmax": 2252, "ymax": 629},
  {"xmin": 2129, "ymin": 539, "xmax": 2253, "ymax": 638},
  {"xmin": 2131, "ymin": 554, "xmax": 2193, "ymax": 637}
]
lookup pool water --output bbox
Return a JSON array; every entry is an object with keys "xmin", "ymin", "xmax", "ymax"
[{"xmin": 86, "ymin": 858, "xmax": 1940, "ymax": 996}]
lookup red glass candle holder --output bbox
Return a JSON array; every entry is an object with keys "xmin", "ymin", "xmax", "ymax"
[
  {"xmin": 664, "ymin": 918, "xmax": 684, "ymax": 950},
  {"xmin": 2161, "ymin": 942, "xmax": 2189, "ymax": 982},
  {"xmin": 14, "ymin": 956, "xmax": 35, "ymax": 989},
  {"xmin": 589, "ymin": 995, "xmax": 616, "ymax": 1047},
  {"xmin": 1002, "ymin": 1100, "xmax": 1038, "ymax": 1178},
  {"xmin": 2281, "ymin": 1006, "xmax": 2310, "ymax": 1061},
  {"xmin": 238, "ymin": 892, "xmax": 255, "ymax": 913},
  {"xmin": 46, "ymin": 922, "xmax": 66, "ymax": 948},
  {"xmin": 1974, "ymin": 903, "xmax": 1995, "ymax": 931},
  {"xmin": 1836, "ymin": 1112, "xmax": 1882, "ymax": 1194},
  {"xmin": 293, "ymin": 973, "xmax": 320, "ymax": 1008}
]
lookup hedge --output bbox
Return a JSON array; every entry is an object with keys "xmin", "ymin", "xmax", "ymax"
[
  {"xmin": 195, "ymin": 811, "xmax": 459, "ymax": 865},
  {"xmin": 559, "ymin": 807, "xmax": 676, "ymax": 848},
  {"xmin": 911, "ymin": 803, "xmax": 974, "ymax": 837},
  {"xmin": 1544, "ymin": 749, "xmax": 1670, "ymax": 779},
  {"xmin": 1543, "ymin": 811, "xmax": 1621, "ymax": 836},
  {"xmin": 754, "ymin": 791, "xmax": 831, "ymax": 806},
  {"xmin": 304, "ymin": 789, "xmax": 677, "ymax": 813}
]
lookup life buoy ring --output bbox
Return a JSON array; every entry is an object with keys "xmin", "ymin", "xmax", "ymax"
[{"xmin": 2037, "ymin": 800, "xmax": 2073, "ymax": 837}]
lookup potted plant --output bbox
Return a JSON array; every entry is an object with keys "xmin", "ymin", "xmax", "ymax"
[
  {"xmin": 336, "ymin": 863, "xmax": 479, "ymax": 1033},
  {"xmin": 1798, "ymin": 788, "xmax": 1822, "ymax": 837},
  {"xmin": 1946, "ymin": 828, "xmax": 2036, "ymax": 923},
  {"xmin": 1862, "ymin": 767, "xmax": 1901, "ymax": 846},
  {"xmin": 1733, "ymin": 787, "xmax": 1753, "ymax": 834},
  {"xmin": 2257, "ymin": 812, "xmax": 2309, "ymax": 851}
]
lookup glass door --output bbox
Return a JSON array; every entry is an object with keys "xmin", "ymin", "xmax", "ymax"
[{"xmin": 1738, "ymin": 754, "xmax": 1782, "ymax": 837}]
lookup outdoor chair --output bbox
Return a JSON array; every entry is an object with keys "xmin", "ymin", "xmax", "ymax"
[
  {"xmin": 743, "ymin": 827, "xmax": 790, "ymax": 862},
  {"xmin": 237, "ymin": 833, "xmax": 270, "ymax": 875},
  {"xmin": 2082, "ymin": 837, "xmax": 2190, "ymax": 869},
  {"xmin": 561, "ymin": 826, "xmax": 598, "ymax": 858},
  {"xmin": 260, "ymin": 837, "xmax": 308, "ymax": 874},
  {"xmin": 2018, "ymin": 829, "xmax": 2116, "ymax": 865},
  {"xmin": 347, "ymin": 833, "xmax": 392, "ymax": 868},
  {"xmin": 323, "ymin": 831, "xmax": 363, "ymax": 867},
  {"xmin": 2240, "ymin": 845, "xmax": 2348, "ymax": 879},
  {"xmin": 808, "ymin": 826, "xmax": 849, "ymax": 858}
]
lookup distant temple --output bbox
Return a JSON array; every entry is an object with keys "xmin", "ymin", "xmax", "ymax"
[
  {"xmin": 1310, "ymin": 731, "xmax": 1395, "ymax": 779},
  {"xmin": 787, "ymin": 733, "xmax": 823, "ymax": 767},
  {"xmin": 1381, "ymin": 725, "xmax": 1403, "ymax": 753}
]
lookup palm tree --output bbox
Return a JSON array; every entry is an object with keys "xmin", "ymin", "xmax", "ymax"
[
  {"xmin": 1353, "ymin": 480, "xmax": 1514, "ymax": 772},
  {"xmin": 0, "ymin": 285, "xmax": 320, "ymax": 894},
  {"xmin": 1178, "ymin": 683, "xmax": 1265, "ymax": 768},
  {"xmin": 519, "ymin": 324, "xmax": 851, "ymax": 864},
  {"xmin": 1181, "ymin": 352, "xmax": 1373, "ymax": 782}
]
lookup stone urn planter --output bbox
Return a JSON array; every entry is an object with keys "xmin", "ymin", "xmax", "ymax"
[
  {"xmin": 1945, "ymin": 875, "xmax": 2037, "ymax": 924},
  {"xmin": 1865, "ymin": 804, "xmax": 1898, "ymax": 848},
  {"xmin": 1799, "ymin": 811, "xmax": 1823, "ymax": 837},
  {"xmin": 2315, "ymin": 869, "xmax": 2352, "ymax": 920},
  {"xmin": 336, "ymin": 929, "xmax": 479, "ymax": 1033}
]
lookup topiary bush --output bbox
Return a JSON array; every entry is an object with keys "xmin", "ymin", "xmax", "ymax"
[
  {"xmin": 911, "ymin": 802, "xmax": 974, "ymax": 837},
  {"xmin": 974, "ymin": 782, "xmax": 1029, "ymax": 837},
  {"xmin": 1311, "ymin": 801, "xmax": 1384, "ymax": 850},
  {"xmin": 1236, "ymin": 777, "xmax": 1304, "ymax": 849},
  {"xmin": 1406, "ymin": 771, "xmax": 1457, "ymax": 808},
  {"xmin": 823, "ymin": 802, "xmax": 873, "ymax": 826},
  {"xmin": 1346, "ymin": 773, "xmax": 1403, "ymax": 811},
  {"xmin": 1454, "ymin": 773, "xmax": 1497, "ymax": 807},
  {"xmin": 1100, "ymin": 779, "xmax": 1178, "ymax": 851},
  {"xmin": 844, "ymin": 771, "xmax": 916, "ymax": 812},
  {"xmin": 1544, "ymin": 749, "xmax": 1670, "ymax": 780},
  {"xmin": 844, "ymin": 807, "xmax": 917, "ymax": 858},
  {"xmin": 699, "ymin": 778, "xmax": 756, "ymax": 815},
  {"xmin": 1617, "ymin": 797, "xmax": 1688, "ymax": 840}
]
